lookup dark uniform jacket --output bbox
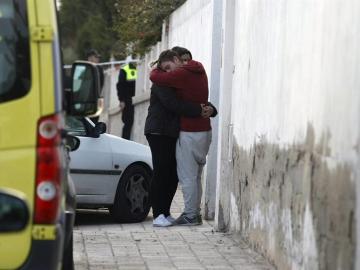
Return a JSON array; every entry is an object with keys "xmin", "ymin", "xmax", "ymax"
[{"xmin": 116, "ymin": 69, "xmax": 135, "ymax": 105}]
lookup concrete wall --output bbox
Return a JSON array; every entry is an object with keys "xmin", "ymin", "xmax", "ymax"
[{"xmin": 215, "ymin": 0, "xmax": 360, "ymax": 269}]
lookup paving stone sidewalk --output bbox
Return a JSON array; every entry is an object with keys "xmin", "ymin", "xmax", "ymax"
[{"xmin": 74, "ymin": 190, "xmax": 275, "ymax": 270}]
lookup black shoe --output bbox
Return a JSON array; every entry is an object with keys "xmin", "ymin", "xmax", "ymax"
[{"xmin": 173, "ymin": 214, "xmax": 202, "ymax": 226}]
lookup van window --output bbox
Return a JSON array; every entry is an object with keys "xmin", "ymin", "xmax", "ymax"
[
  {"xmin": 0, "ymin": 0, "xmax": 31, "ymax": 103},
  {"xmin": 65, "ymin": 117, "xmax": 87, "ymax": 136}
]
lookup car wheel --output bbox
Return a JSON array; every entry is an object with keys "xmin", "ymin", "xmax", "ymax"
[
  {"xmin": 62, "ymin": 234, "xmax": 74, "ymax": 270},
  {"xmin": 110, "ymin": 164, "xmax": 151, "ymax": 223}
]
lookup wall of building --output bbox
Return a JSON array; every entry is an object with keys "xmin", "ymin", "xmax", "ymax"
[{"xmin": 215, "ymin": 0, "xmax": 360, "ymax": 269}]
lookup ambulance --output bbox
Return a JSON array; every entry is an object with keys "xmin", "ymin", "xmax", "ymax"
[{"xmin": 0, "ymin": 0, "xmax": 101, "ymax": 269}]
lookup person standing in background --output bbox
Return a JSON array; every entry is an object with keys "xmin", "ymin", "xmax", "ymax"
[
  {"xmin": 86, "ymin": 49, "xmax": 104, "ymax": 123},
  {"xmin": 117, "ymin": 62, "xmax": 137, "ymax": 140}
]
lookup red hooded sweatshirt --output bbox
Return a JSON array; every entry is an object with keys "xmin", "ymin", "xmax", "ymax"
[{"xmin": 150, "ymin": 60, "xmax": 211, "ymax": 132}]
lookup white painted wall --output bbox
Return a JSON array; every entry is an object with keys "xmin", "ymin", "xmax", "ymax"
[
  {"xmin": 203, "ymin": 0, "xmax": 222, "ymax": 219},
  {"xmin": 232, "ymin": 0, "xmax": 360, "ymax": 160},
  {"xmin": 214, "ymin": 0, "xmax": 236, "ymax": 231},
  {"xmin": 168, "ymin": 0, "xmax": 213, "ymax": 81}
]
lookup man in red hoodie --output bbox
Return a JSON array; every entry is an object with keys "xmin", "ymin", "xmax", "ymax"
[{"xmin": 150, "ymin": 49, "xmax": 213, "ymax": 226}]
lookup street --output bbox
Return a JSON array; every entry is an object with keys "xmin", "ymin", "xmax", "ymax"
[{"xmin": 74, "ymin": 189, "xmax": 275, "ymax": 270}]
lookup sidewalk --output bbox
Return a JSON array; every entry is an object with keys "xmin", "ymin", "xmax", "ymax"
[{"xmin": 74, "ymin": 190, "xmax": 275, "ymax": 270}]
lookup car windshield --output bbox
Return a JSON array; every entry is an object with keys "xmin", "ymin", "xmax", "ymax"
[{"xmin": 0, "ymin": 0, "xmax": 31, "ymax": 103}]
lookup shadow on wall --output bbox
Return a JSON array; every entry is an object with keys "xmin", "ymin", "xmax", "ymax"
[{"xmin": 218, "ymin": 123, "xmax": 355, "ymax": 270}]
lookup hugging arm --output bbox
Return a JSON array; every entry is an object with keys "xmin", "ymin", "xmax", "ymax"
[
  {"xmin": 207, "ymin": 102, "xmax": 218, "ymax": 117},
  {"xmin": 152, "ymin": 85, "xmax": 202, "ymax": 117},
  {"xmin": 150, "ymin": 68, "xmax": 186, "ymax": 89}
]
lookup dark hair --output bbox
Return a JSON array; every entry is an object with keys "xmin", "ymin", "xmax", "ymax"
[
  {"xmin": 151, "ymin": 49, "xmax": 179, "ymax": 68},
  {"xmin": 171, "ymin": 46, "xmax": 192, "ymax": 60},
  {"xmin": 86, "ymin": 49, "xmax": 101, "ymax": 58}
]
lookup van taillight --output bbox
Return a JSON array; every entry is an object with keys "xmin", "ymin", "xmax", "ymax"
[{"xmin": 34, "ymin": 114, "xmax": 62, "ymax": 224}]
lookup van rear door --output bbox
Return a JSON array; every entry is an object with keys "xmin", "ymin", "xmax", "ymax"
[{"xmin": 0, "ymin": 0, "xmax": 40, "ymax": 268}]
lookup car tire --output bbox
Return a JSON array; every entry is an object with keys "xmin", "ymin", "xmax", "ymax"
[
  {"xmin": 62, "ymin": 234, "xmax": 74, "ymax": 270},
  {"xmin": 110, "ymin": 164, "xmax": 151, "ymax": 223}
]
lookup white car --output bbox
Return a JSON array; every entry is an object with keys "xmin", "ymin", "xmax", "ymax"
[{"xmin": 66, "ymin": 117, "xmax": 153, "ymax": 223}]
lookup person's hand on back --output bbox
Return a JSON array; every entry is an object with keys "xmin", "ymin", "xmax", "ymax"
[{"xmin": 201, "ymin": 104, "xmax": 213, "ymax": 118}]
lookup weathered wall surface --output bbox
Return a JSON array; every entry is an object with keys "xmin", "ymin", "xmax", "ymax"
[
  {"xmin": 215, "ymin": 0, "xmax": 360, "ymax": 269},
  {"xmin": 228, "ymin": 131, "xmax": 355, "ymax": 270}
]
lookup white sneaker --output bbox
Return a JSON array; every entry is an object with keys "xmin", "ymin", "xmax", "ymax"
[
  {"xmin": 153, "ymin": 214, "xmax": 172, "ymax": 227},
  {"xmin": 166, "ymin": 215, "xmax": 176, "ymax": 223}
]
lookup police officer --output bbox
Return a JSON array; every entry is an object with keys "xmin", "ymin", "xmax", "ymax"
[{"xmin": 116, "ymin": 62, "xmax": 137, "ymax": 140}]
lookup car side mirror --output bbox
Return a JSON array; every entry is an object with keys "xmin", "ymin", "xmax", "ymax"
[
  {"xmin": 95, "ymin": 122, "xmax": 106, "ymax": 134},
  {"xmin": 65, "ymin": 134, "xmax": 80, "ymax": 152},
  {"xmin": 90, "ymin": 122, "xmax": 107, "ymax": 138},
  {"xmin": 67, "ymin": 61, "xmax": 101, "ymax": 116},
  {"xmin": 0, "ymin": 190, "xmax": 29, "ymax": 233}
]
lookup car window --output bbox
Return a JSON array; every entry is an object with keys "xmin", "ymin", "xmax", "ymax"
[
  {"xmin": 0, "ymin": 0, "xmax": 31, "ymax": 104},
  {"xmin": 65, "ymin": 116, "xmax": 87, "ymax": 136}
]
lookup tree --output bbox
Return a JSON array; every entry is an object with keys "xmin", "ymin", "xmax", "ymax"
[
  {"xmin": 113, "ymin": 0, "xmax": 186, "ymax": 56},
  {"xmin": 59, "ymin": 0, "xmax": 186, "ymax": 62},
  {"xmin": 59, "ymin": 0, "xmax": 122, "ymax": 63}
]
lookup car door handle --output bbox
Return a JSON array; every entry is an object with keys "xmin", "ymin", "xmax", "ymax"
[{"xmin": 114, "ymin": 164, "xmax": 119, "ymax": 169}]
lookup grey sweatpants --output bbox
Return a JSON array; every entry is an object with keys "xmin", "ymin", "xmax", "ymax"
[{"xmin": 176, "ymin": 131, "xmax": 212, "ymax": 218}]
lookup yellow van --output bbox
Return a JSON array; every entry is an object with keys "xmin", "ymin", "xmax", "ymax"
[{"xmin": 0, "ymin": 0, "xmax": 101, "ymax": 269}]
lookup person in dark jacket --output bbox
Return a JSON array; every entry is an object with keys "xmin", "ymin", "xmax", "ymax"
[
  {"xmin": 117, "ymin": 62, "xmax": 137, "ymax": 140},
  {"xmin": 145, "ymin": 81, "xmax": 216, "ymax": 227}
]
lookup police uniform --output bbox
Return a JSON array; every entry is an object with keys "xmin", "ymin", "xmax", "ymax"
[{"xmin": 116, "ymin": 63, "xmax": 137, "ymax": 139}]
